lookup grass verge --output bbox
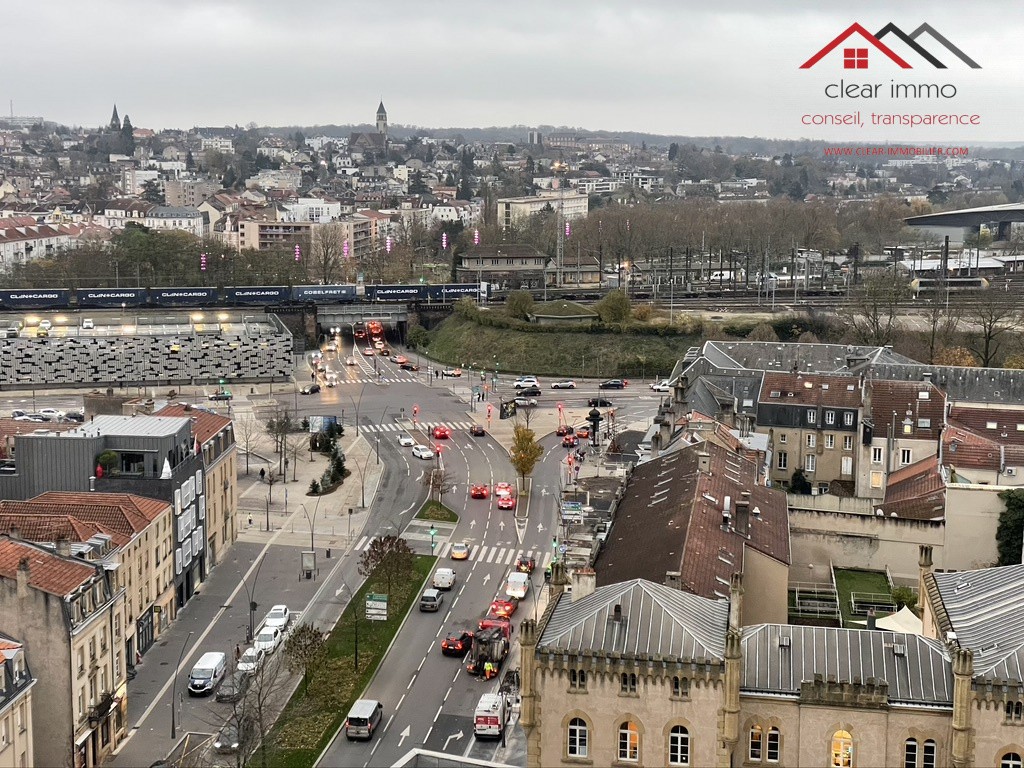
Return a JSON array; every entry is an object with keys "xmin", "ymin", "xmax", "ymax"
[
  {"xmin": 833, "ymin": 568, "xmax": 892, "ymax": 628},
  {"xmin": 416, "ymin": 499, "xmax": 459, "ymax": 523},
  {"xmin": 263, "ymin": 555, "xmax": 435, "ymax": 767}
]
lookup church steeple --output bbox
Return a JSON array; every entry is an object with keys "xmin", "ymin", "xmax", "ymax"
[
  {"xmin": 109, "ymin": 104, "xmax": 121, "ymax": 131},
  {"xmin": 376, "ymin": 100, "xmax": 387, "ymax": 139}
]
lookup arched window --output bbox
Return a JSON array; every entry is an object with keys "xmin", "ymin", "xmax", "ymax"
[
  {"xmin": 668, "ymin": 725, "xmax": 690, "ymax": 766},
  {"xmin": 1017, "ymin": 702, "xmax": 1023, "ymax": 721},
  {"xmin": 750, "ymin": 725, "xmax": 763, "ymax": 762},
  {"xmin": 831, "ymin": 730, "xmax": 853, "ymax": 768},
  {"xmin": 922, "ymin": 739, "xmax": 936, "ymax": 768},
  {"xmin": 618, "ymin": 721, "xmax": 639, "ymax": 762},
  {"xmin": 1002, "ymin": 754, "xmax": 1023, "ymax": 768},
  {"xmin": 766, "ymin": 727, "xmax": 780, "ymax": 763},
  {"xmin": 1007, "ymin": 702, "xmax": 1016, "ymax": 721},
  {"xmin": 904, "ymin": 738, "xmax": 917, "ymax": 768},
  {"xmin": 620, "ymin": 672, "xmax": 638, "ymax": 693},
  {"xmin": 569, "ymin": 669, "xmax": 586, "ymax": 690},
  {"xmin": 567, "ymin": 717, "xmax": 588, "ymax": 758}
]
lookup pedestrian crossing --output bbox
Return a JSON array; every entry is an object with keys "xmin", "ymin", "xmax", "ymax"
[
  {"xmin": 326, "ymin": 376, "xmax": 420, "ymax": 385},
  {"xmin": 352, "ymin": 536, "xmax": 554, "ymax": 569},
  {"xmin": 358, "ymin": 420, "xmax": 478, "ymax": 433}
]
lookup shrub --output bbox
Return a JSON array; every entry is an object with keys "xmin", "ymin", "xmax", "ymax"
[
  {"xmin": 594, "ymin": 290, "xmax": 631, "ymax": 323},
  {"xmin": 309, "ymin": 480, "xmax": 321, "ymax": 495},
  {"xmin": 96, "ymin": 450, "xmax": 119, "ymax": 473},
  {"xmin": 505, "ymin": 291, "xmax": 535, "ymax": 320},
  {"xmin": 747, "ymin": 323, "xmax": 780, "ymax": 342},
  {"xmin": 631, "ymin": 304, "xmax": 652, "ymax": 321}
]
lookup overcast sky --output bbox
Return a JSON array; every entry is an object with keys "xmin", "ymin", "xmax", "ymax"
[{"xmin": 11, "ymin": 1, "xmax": 1024, "ymax": 143}]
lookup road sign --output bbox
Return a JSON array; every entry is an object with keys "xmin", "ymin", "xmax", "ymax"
[
  {"xmin": 561, "ymin": 501, "xmax": 584, "ymax": 513},
  {"xmin": 558, "ymin": 544, "xmax": 568, "ymax": 554},
  {"xmin": 366, "ymin": 593, "xmax": 389, "ymax": 621}
]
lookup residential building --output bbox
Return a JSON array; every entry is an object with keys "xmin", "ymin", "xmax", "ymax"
[
  {"xmin": 457, "ymin": 244, "xmax": 550, "ymax": 290},
  {"xmin": 594, "ymin": 441, "xmax": 790, "ymax": 626},
  {"xmin": 942, "ymin": 404, "xmax": 1024, "ymax": 486},
  {"xmin": 495, "ymin": 192, "xmax": 589, "ymax": 229},
  {"xmin": 0, "ymin": 216, "xmax": 84, "ymax": 270},
  {"xmin": 0, "ymin": 537, "xmax": 126, "ymax": 768},
  {"xmin": 756, "ymin": 372, "xmax": 865, "ymax": 493},
  {"xmin": 154, "ymin": 405, "xmax": 237, "ymax": 565},
  {"xmin": 0, "ymin": 415, "xmax": 206, "ymax": 613},
  {"xmin": 3, "ymin": 492, "xmax": 174, "ymax": 660},
  {"xmin": 237, "ymin": 217, "xmax": 313, "ymax": 251},
  {"xmin": 164, "ymin": 178, "xmax": 219, "ymax": 208},
  {"xmin": 198, "ymin": 136, "xmax": 233, "ymax": 153},
  {"xmin": 0, "ymin": 634, "xmax": 34, "ymax": 768}
]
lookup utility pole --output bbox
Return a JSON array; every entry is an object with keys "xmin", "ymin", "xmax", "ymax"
[{"xmin": 668, "ymin": 247, "xmax": 674, "ymax": 324}]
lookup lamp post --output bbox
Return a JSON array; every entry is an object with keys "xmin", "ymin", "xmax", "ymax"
[
  {"xmin": 299, "ymin": 497, "xmax": 324, "ymax": 553},
  {"xmin": 170, "ymin": 630, "xmax": 195, "ymax": 740},
  {"xmin": 429, "ymin": 525, "xmax": 438, "ymax": 554},
  {"xmin": 239, "ymin": 553, "xmax": 268, "ymax": 643}
]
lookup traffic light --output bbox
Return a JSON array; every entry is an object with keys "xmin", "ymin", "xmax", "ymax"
[
  {"xmin": 487, "ymin": 403, "xmax": 493, "ymax": 418},
  {"xmin": 413, "ymin": 404, "xmax": 420, "ymax": 419}
]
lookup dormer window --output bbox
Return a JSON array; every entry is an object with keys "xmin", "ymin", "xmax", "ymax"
[
  {"xmin": 825, "ymin": 411, "xmax": 835, "ymax": 425},
  {"xmin": 807, "ymin": 409, "xmax": 817, "ymax": 424}
]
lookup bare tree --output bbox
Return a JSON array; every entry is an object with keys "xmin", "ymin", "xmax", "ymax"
[
  {"xmin": 422, "ymin": 467, "xmax": 456, "ymax": 504},
  {"xmin": 358, "ymin": 535, "xmax": 416, "ymax": 595},
  {"xmin": 235, "ymin": 414, "xmax": 261, "ymax": 475},
  {"xmin": 925, "ymin": 297, "xmax": 963, "ymax": 363},
  {"xmin": 840, "ymin": 273, "xmax": 912, "ymax": 346},
  {"xmin": 965, "ymin": 290, "xmax": 1021, "ymax": 367},
  {"xmin": 310, "ymin": 222, "xmax": 348, "ymax": 284},
  {"xmin": 283, "ymin": 622, "xmax": 327, "ymax": 693},
  {"xmin": 231, "ymin": 653, "xmax": 290, "ymax": 768},
  {"xmin": 283, "ymin": 433, "xmax": 305, "ymax": 482}
]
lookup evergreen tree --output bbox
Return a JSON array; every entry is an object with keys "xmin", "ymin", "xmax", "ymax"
[
  {"xmin": 222, "ymin": 165, "xmax": 237, "ymax": 189},
  {"xmin": 120, "ymin": 115, "xmax": 135, "ymax": 154}
]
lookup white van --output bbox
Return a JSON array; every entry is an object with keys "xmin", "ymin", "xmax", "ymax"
[
  {"xmin": 187, "ymin": 651, "xmax": 227, "ymax": 696},
  {"xmin": 505, "ymin": 572, "xmax": 530, "ymax": 600},
  {"xmin": 432, "ymin": 567, "xmax": 456, "ymax": 590},
  {"xmin": 345, "ymin": 699, "xmax": 383, "ymax": 741},
  {"xmin": 473, "ymin": 693, "xmax": 508, "ymax": 739}
]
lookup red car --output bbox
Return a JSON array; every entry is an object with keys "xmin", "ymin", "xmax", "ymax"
[
  {"xmin": 489, "ymin": 599, "xmax": 519, "ymax": 619},
  {"xmin": 478, "ymin": 616, "xmax": 512, "ymax": 637},
  {"xmin": 556, "ymin": 424, "xmax": 574, "ymax": 436},
  {"xmin": 470, "ymin": 484, "xmax": 490, "ymax": 499},
  {"xmin": 562, "ymin": 434, "xmax": 579, "ymax": 447},
  {"xmin": 494, "ymin": 482, "xmax": 514, "ymax": 498},
  {"xmin": 497, "ymin": 495, "xmax": 516, "ymax": 511},
  {"xmin": 433, "ymin": 425, "xmax": 451, "ymax": 439},
  {"xmin": 516, "ymin": 556, "xmax": 536, "ymax": 574},
  {"xmin": 440, "ymin": 630, "xmax": 474, "ymax": 657},
  {"xmin": 577, "ymin": 427, "xmax": 590, "ymax": 440}
]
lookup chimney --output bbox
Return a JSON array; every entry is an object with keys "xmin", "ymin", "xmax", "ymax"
[
  {"xmin": 722, "ymin": 495, "xmax": 733, "ymax": 530},
  {"xmin": 56, "ymin": 538, "xmax": 71, "ymax": 557},
  {"xmin": 8, "ymin": 526, "xmax": 19, "ymax": 541},
  {"xmin": 735, "ymin": 494, "xmax": 751, "ymax": 536},
  {"xmin": 664, "ymin": 571, "xmax": 682, "ymax": 590},
  {"xmin": 571, "ymin": 568, "xmax": 596, "ymax": 602},
  {"xmin": 922, "ymin": 371, "xmax": 932, "ymax": 383},
  {"xmin": 866, "ymin": 608, "xmax": 877, "ymax": 630},
  {"xmin": 697, "ymin": 451, "xmax": 711, "ymax": 474},
  {"xmin": 612, "ymin": 603, "xmax": 623, "ymax": 623},
  {"xmin": 16, "ymin": 557, "xmax": 29, "ymax": 598}
]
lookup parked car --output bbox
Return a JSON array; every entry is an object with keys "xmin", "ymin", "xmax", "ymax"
[
  {"xmin": 300, "ymin": 383, "xmax": 321, "ymax": 395},
  {"xmin": 237, "ymin": 647, "xmax": 265, "ymax": 674},
  {"xmin": 263, "ymin": 605, "xmax": 290, "ymax": 631},
  {"xmin": 588, "ymin": 397, "xmax": 613, "ymax": 407},
  {"xmin": 38, "ymin": 408, "xmax": 65, "ymax": 420},
  {"xmin": 253, "ymin": 627, "xmax": 283, "ymax": 654},
  {"xmin": 208, "ymin": 390, "xmax": 232, "ymax": 401},
  {"xmin": 215, "ymin": 670, "xmax": 251, "ymax": 703},
  {"xmin": 599, "ymin": 379, "xmax": 627, "ymax": 389}
]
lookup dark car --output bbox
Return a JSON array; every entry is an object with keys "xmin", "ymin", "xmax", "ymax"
[
  {"xmin": 215, "ymin": 671, "xmax": 251, "ymax": 703},
  {"xmin": 598, "ymin": 379, "xmax": 626, "ymax": 389},
  {"xmin": 588, "ymin": 397, "xmax": 613, "ymax": 407},
  {"xmin": 208, "ymin": 390, "xmax": 232, "ymax": 401},
  {"xmin": 400, "ymin": 362, "xmax": 420, "ymax": 371},
  {"xmin": 562, "ymin": 434, "xmax": 579, "ymax": 447},
  {"xmin": 300, "ymin": 384, "xmax": 321, "ymax": 395},
  {"xmin": 516, "ymin": 555, "xmax": 536, "ymax": 574},
  {"xmin": 470, "ymin": 424, "xmax": 486, "ymax": 436},
  {"xmin": 556, "ymin": 425, "xmax": 575, "ymax": 436},
  {"xmin": 517, "ymin": 385, "xmax": 541, "ymax": 397},
  {"xmin": 214, "ymin": 716, "xmax": 255, "ymax": 754},
  {"xmin": 64, "ymin": 410, "xmax": 85, "ymax": 422},
  {"xmin": 440, "ymin": 630, "xmax": 474, "ymax": 657}
]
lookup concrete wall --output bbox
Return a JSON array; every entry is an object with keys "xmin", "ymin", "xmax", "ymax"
[
  {"xmin": 941, "ymin": 484, "xmax": 1005, "ymax": 572},
  {"xmin": 790, "ymin": 508, "xmax": 945, "ymax": 583},
  {"xmin": 0, "ymin": 333, "xmax": 292, "ymax": 388},
  {"xmin": 742, "ymin": 548, "xmax": 789, "ymax": 626},
  {"xmin": 204, "ymin": 446, "xmax": 237, "ymax": 567}
]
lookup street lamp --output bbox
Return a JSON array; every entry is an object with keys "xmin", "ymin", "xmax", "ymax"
[
  {"xmin": 429, "ymin": 525, "xmax": 438, "ymax": 553},
  {"xmin": 300, "ymin": 496, "xmax": 324, "ymax": 553},
  {"xmin": 338, "ymin": 582, "xmax": 361, "ymax": 672},
  {"xmin": 170, "ymin": 630, "xmax": 195, "ymax": 740},
  {"xmin": 239, "ymin": 553, "xmax": 268, "ymax": 643}
]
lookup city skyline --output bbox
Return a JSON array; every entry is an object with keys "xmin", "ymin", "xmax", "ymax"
[{"xmin": 10, "ymin": 0, "xmax": 1024, "ymax": 142}]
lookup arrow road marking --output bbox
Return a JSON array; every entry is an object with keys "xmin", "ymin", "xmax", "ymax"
[
  {"xmin": 499, "ymin": 519, "xmax": 505, "ymax": 531},
  {"xmin": 469, "ymin": 519, "xmax": 477, "ymax": 529},
  {"xmin": 537, "ymin": 522, "xmax": 545, "ymax": 532},
  {"xmin": 443, "ymin": 730, "xmax": 464, "ymax": 751},
  {"xmin": 398, "ymin": 725, "xmax": 410, "ymax": 748},
  {"xmin": 483, "ymin": 573, "xmax": 491, "ymax": 584}
]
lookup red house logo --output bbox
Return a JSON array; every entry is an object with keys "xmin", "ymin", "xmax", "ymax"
[{"xmin": 801, "ymin": 22, "xmax": 980, "ymax": 69}]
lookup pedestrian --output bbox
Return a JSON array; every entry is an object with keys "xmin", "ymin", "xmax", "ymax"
[
  {"xmin": 235, "ymin": 644, "xmax": 241, "ymax": 662},
  {"xmin": 259, "ymin": 467, "xmax": 266, "ymax": 482},
  {"xmin": 247, "ymin": 514, "xmax": 253, "ymax": 528}
]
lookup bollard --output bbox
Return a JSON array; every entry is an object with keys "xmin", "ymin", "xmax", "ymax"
[{"xmin": 326, "ymin": 548, "xmax": 332, "ymax": 559}]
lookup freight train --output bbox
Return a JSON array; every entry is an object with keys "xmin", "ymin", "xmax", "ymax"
[{"xmin": 0, "ymin": 283, "xmax": 488, "ymax": 311}]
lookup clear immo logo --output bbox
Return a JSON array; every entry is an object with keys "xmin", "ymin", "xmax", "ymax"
[{"xmin": 800, "ymin": 22, "xmax": 980, "ymax": 70}]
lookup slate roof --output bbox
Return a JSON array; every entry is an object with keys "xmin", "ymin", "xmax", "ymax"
[
  {"xmin": 930, "ymin": 564, "xmax": 1024, "ymax": 680},
  {"xmin": 741, "ymin": 624, "xmax": 953, "ymax": 707},
  {"xmin": 538, "ymin": 579, "xmax": 728, "ymax": 662},
  {"xmin": 0, "ymin": 536, "xmax": 96, "ymax": 596},
  {"xmin": 867, "ymin": 364, "xmax": 1024, "ymax": 405},
  {"xmin": 693, "ymin": 341, "xmax": 911, "ymax": 376},
  {"xmin": 595, "ymin": 442, "xmax": 789, "ymax": 597}
]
